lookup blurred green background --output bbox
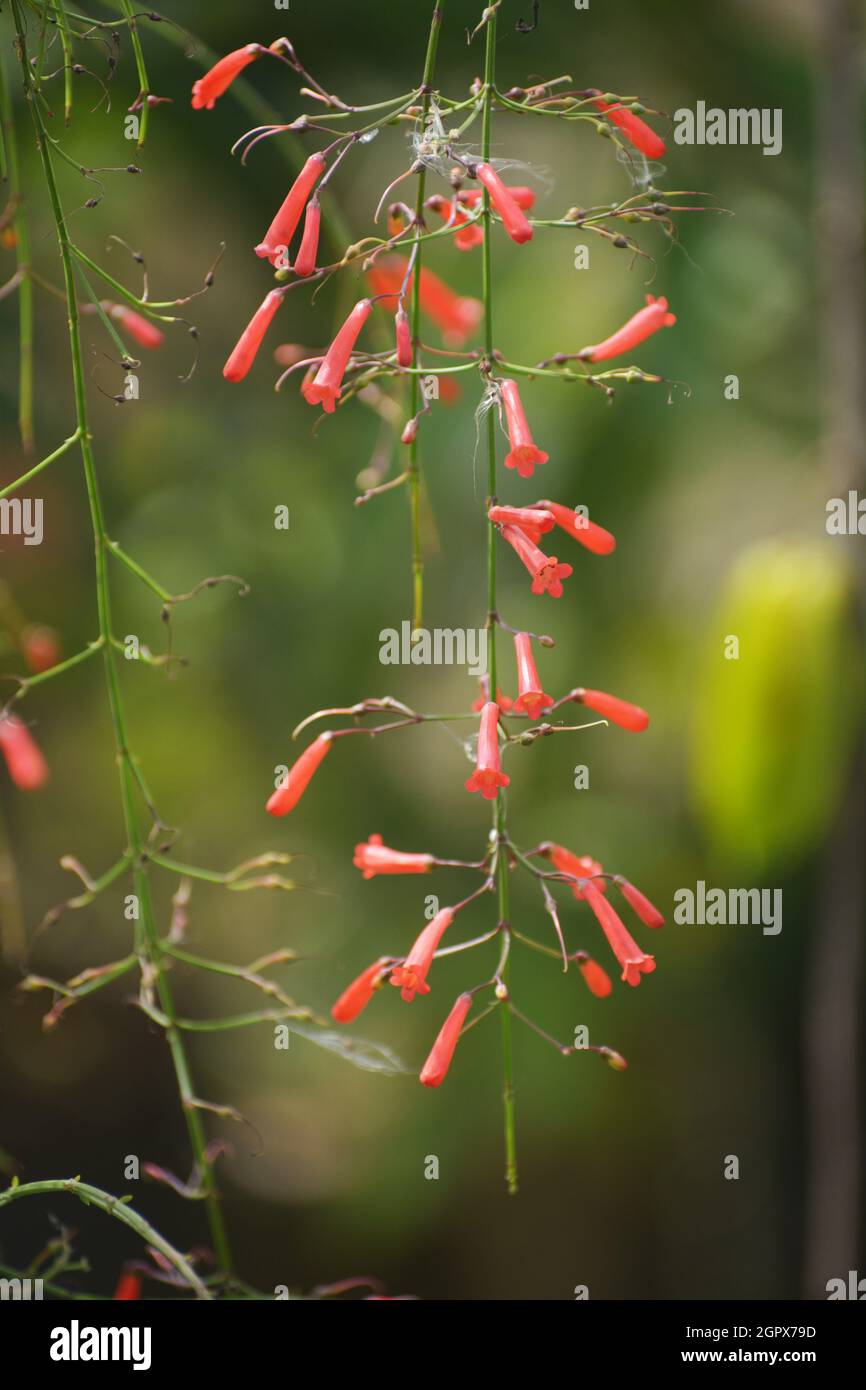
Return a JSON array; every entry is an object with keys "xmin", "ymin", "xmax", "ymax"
[{"xmin": 1, "ymin": 0, "xmax": 863, "ymax": 1300}]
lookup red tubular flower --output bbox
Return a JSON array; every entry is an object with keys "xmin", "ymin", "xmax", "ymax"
[
  {"xmin": 394, "ymin": 307, "xmax": 413, "ymax": 367},
  {"xmin": 266, "ymin": 732, "xmax": 332, "ymax": 816},
  {"xmin": 0, "ymin": 716, "xmax": 48, "ymax": 790},
  {"xmin": 575, "ymin": 687, "xmax": 649, "ymax": 732},
  {"xmin": 109, "ymin": 305, "xmax": 164, "ymax": 351},
  {"xmin": 583, "ymin": 880, "xmax": 656, "ymax": 987},
  {"xmin": 223, "ymin": 289, "xmax": 283, "ymax": 383},
  {"xmin": 331, "ymin": 957, "xmax": 391, "ymax": 1023},
  {"xmin": 487, "ymin": 505, "xmax": 555, "ymax": 544},
  {"xmin": 390, "ymin": 908, "xmax": 455, "ymax": 1002},
  {"xmin": 500, "ymin": 525, "xmax": 573, "ymax": 599},
  {"xmin": 293, "ymin": 196, "xmax": 321, "ymax": 277},
  {"xmin": 21, "ymin": 624, "xmax": 61, "ymax": 673},
  {"xmin": 475, "ymin": 163, "xmax": 534, "ymax": 244},
  {"xmin": 548, "ymin": 845, "xmax": 606, "ymax": 901},
  {"xmin": 471, "ymin": 681, "xmax": 513, "ymax": 714},
  {"xmin": 353, "ymin": 833, "xmax": 434, "ymax": 879},
  {"xmin": 255, "ymin": 152, "xmax": 327, "ymax": 265},
  {"xmin": 536, "ymin": 500, "xmax": 616, "ymax": 556},
  {"xmin": 512, "ymin": 632, "xmax": 553, "ymax": 720},
  {"xmin": 420, "ymin": 992, "xmax": 473, "ymax": 1087},
  {"xmin": 461, "ymin": 185, "xmax": 535, "ymax": 212},
  {"xmin": 191, "ymin": 44, "xmax": 264, "ymax": 110},
  {"xmin": 615, "ymin": 876, "xmax": 665, "ymax": 928},
  {"xmin": 574, "ymin": 951, "xmax": 613, "ymax": 998},
  {"xmin": 368, "ymin": 258, "xmax": 482, "ymax": 345},
  {"xmin": 500, "ymin": 379, "xmax": 549, "ymax": 478},
  {"xmin": 579, "ymin": 294, "xmax": 676, "ymax": 363},
  {"xmin": 465, "ymin": 701, "xmax": 510, "ymax": 801},
  {"xmin": 592, "ymin": 95, "xmax": 666, "ymax": 160},
  {"xmin": 301, "ymin": 298, "xmax": 373, "ymax": 413},
  {"xmin": 415, "ymin": 267, "xmax": 482, "ymax": 343},
  {"xmin": 428, "ymin": 194, "xmax": 484, "ymax": 251},
  {"xmin": 113, "ymin": 1270, "xmax": 142, "ymax": 1301}
]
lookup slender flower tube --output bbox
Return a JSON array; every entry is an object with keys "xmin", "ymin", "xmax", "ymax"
[
  {"xmin": 574, "ymin": 687, "xmax": 649, "ymax": 732},
  {"xmin": 574, "ymin": 951, "xmax": 613, "ymax": 998},
  {"xmin": 512, "ymin": 632, "xmax": 553, "ymax": 720},
  {"xmin": 0, "ymin": 716, "xmax": 48, "ymax": 790},
  {"xmin": 223, "ymin": 289, "xmax": 283, "ymax": 383},
  {"xmin": 475, "ymin": 162, "xmax": 534, "ymax": 244},
  {"xmin": 500, "ymin": 379, "xmax": 549, "ymax": 478},
  {"xmin": 301, "ymin": 299, "xmax": 373, "ymax": 413},
  {"xmin": 465, "ymin": 701, "xmax": 510, "ymax": 801},
  {"xmin": 420, "ymin": 992, "xmax": 473, "ymax": 1087},
  {"xmin": 579, "ymin": 294, "xmax": 676, "ymax": 362},
  {"xmin": 536, "ymin": 500, "xmax": 616, "ymax": 556},
  {"xmin": 331, "ymin": 957, "xmax": 391, "ymax": 1023},
  {"xmin": 255, "ymin": 152, "xmax": 327, "ymax": 264},
  {"xmin": 500, "ymin": 525, "xmax": 573, "ymax": 599},
  {"xmin": 461, "ymin": 186, "xmax": 535, "ymax": 212},
  {"xmin": 353, "ymin": 833, "xmax": 434, "ymax": 879},
  {"xmin": 109, "ymin": 305, "xmax": 164, "ymax": 351},
  {"xmin": 191, "ymin": 44, "xmax": 264, "ymax": 110},
  {"xmin": 266, "ymin": 732, "xmax": 332, "ymax": 816},
  {"xmin": 592, "ymin": 95, "xmax": 666, "ymax": 160},
  {"xmin": 113, "ymin": 1270, "xmax": 142, "ymax": 1301},
  {"xmin": 390, "ymin": 907, "xmax": 455, "ymax": 1002},
  {"xmin": 615, "ymin": 876, "xmax": 665, "ymax": 928},
  {"xmin": 394, "ymin": 307, "xmax": 413, "ymax": 367},
  {"xmin": 583, "ymin": 880, "xmax": 656, "ymax": 987},
  {"xmin": 293, "ymin": 196, "xmax": 321, "ymax": 277},
  {"xmin": 368, "ymin": 259, "xmax": 482, "ymax": 345},
  {"xmin": 487, "ymin": 505, "xmax": 555, "ymax": 543},
  {"xmin": 548, "ymin": 845, "xmax": 606, "ymax": 902}
]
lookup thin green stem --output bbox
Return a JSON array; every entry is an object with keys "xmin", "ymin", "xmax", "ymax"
[
  {"xmin": 0, "ymin": 1178, "xmax": 210, "ymax": 1298},
  {"xmin": 10, "ymin": 2, "xmax": 231, "ymax": 1272},
  {"xmin": 407, "ymin": 1, "xmax": 444, "ymax": 631},
  {"xmin": 480, "ymin": 11, "xmax": 517, "ymax": 1196},
  {"xmin": 0, "ymin": 429, "xmax": 80, "ymax": 499},
  {"xmin": 0, "ymin": 45, "xmax": 34, "ymax": 449},
  {"xmin": 118, "ymin": 0, "xmax": 148, "ymax": 146},
  {"xmin": 50, "ymin": 1, "xmax": 74, "ymax": 123}
]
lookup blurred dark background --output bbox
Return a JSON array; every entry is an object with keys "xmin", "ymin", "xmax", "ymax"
[{"xmin": 0, "ymin": 0, "xmax": 863, "ymax": 1299}]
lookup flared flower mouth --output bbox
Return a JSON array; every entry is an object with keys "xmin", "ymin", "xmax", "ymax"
[
  {"xmin": 504, "ymin": 443, "xmax": 549, "ymax": 478},
  {"xmin": 301, "ymin": 381, "xmax": 341, "ymax": 412},
  {"xmin": 465, "ymin": 766, "xmax": 510, "ymax": 800},
  {"xmin": 530, "ymin": 557, "xmax": 573, "ymax": 598}
]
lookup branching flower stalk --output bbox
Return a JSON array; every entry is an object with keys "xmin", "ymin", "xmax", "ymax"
[
  {"xmin": 480, "ymin": 7, "xmax": 518, "ymax": 1194},
  {"xmin": 204, "ymin": 5, "xmax": 712, "ymax": 1197},
  {"xmin": 2, "ymin": 4, "xmax": 405, "ymax": 1296},
  {"xmin": 9, "ymin": 0, "xmax": 231, "ymax": 1272}
]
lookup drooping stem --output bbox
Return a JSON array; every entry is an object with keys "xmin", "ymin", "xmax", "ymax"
[
  {"xmin": 481, "ymin": 9, "xmax": 518, "ymax": 1196},
  {"xmin": 9, "ymin": 1, "xmax": 231, "ymax": 1272},
  {"xmin": 407, "ymin": 1, "xmax": 444, "ymax": 631},
  {"xmin": 0, "ymin": 1178, "xmax": 210, "ymax": 1299}
]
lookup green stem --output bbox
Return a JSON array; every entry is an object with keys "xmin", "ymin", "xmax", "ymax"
[
  {"xmin": 0, "ymin": 45, "xmax": 34, "ymax": 450},
  {"xmin": 481, "ymin": 10, "xmax": 518, "ymax": 1196},
  {"xmin": 119, "ymin": 0, "xmax": 149, "ymax": 146},
  {"xmin": 52, "ymin": 1, "xmax": 74, "ymax": 124},
  {"xmin": 407, "ymin": 1, "xmax": 444, "ymax": 632},
  {"xmin": 10, "ymin": 2, "xmax": 231, "ymax": 1272},
  {"xmin": 0, "ymin": 1178, "xmax": 210, "ymax": 1298},
  {"xmin": 0, "ymin": 430, "xmax": 80, "ymax": 500}
]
